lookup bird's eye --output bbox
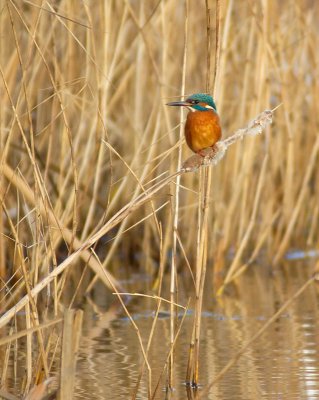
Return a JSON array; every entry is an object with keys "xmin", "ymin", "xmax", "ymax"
[{"xmin": 192, "ymin": 100, "xmax": 200, "ymax": 104}]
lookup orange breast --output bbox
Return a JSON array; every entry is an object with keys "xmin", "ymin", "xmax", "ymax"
[{"xmin": 185, "ymin": 111, "xmax": 222, "ymax": 153}]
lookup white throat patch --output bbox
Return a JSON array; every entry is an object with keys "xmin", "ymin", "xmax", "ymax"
[
  {"xmin": 187, "ymin": 104, "xmax": 215, "ymax": 112},
  {"xmin": 187, "ymin": 106, "xmax": 196, "ymax": 112}
]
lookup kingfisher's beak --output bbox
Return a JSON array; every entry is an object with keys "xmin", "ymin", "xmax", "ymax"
[{"xmin": 166, "ymin": 101, "xmax": 191, "ymax": 107}]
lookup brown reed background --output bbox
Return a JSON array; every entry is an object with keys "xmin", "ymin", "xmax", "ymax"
[{"xmin": 0, "ymin": 0, "xmax": 319, "ymax": 397}]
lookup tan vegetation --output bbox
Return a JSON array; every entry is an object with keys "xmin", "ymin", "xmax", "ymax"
[{"xmin": 0, "ymin": 0, "xmax": 318, "ymax": 398}]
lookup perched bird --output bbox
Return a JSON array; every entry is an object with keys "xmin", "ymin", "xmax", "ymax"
[{"xmin": 166, "ymin": 93, "xmax": 222, "ymax": 155}]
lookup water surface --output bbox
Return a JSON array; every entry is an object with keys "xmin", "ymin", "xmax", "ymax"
[{"xmin": 74, "ymin": 265, "xmax": 319, "ymax": 399}]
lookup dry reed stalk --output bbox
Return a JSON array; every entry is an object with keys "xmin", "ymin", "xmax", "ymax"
[
  {"xmin": 25, "ymin": 302, "xmax": 32, "ymax": 394},
  {"xmin": 168, "ymin": 0, "xmax": 189, "ymax": 390},
  {"xmin": 186, "ymin": 0, "xmax": 220, "ymax": 386},
  {"xmin": 59, "ymin": 309, "xmax": 83, "ymax": 400},
  {"xmin": 1, "ymin": 326, "xmax": 14, "ymax": 391},
  {"xmin": 130, "ymin": 300, "xmax": 162, "ymax": 400},
  {"xmin": 0, "ymin": 318, "xmax": 62, "ymax": 347},
  {"xmin": 115, "ymin": 293, "xmax": 186, "ymax": 310},
  {"xmin": 151, "ymin": 299, "xmax": 190, "ymax": 400}
]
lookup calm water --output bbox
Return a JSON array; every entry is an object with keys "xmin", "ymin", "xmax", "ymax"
[{"xmin": 74, "ymin": 265, "xmax": 319, "ymax": 399}]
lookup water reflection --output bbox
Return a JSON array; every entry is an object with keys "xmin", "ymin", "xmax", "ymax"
[{"xmin": 74, "ymin": 267, "xmax": 319, "ymax": 399}]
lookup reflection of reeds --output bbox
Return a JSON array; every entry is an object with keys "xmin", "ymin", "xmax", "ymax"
[{"xmin": 1, "ymin": 1, "xmax": 319, "ymax": 398}]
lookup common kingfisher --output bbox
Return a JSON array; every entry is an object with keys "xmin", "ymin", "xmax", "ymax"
[{"xmin": 166, "ymin": 93, "xmax": 222, "ymax": 155}]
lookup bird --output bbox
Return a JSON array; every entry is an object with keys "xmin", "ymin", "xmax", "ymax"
[{"xmin": 166, "ymin": 93, "xmax": 222, "ymax": 156}]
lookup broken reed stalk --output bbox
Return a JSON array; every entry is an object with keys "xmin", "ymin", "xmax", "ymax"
[
  {"xmin": 59, "ymin": 309, "xmax": 83, "ymax": 400},
  {"xmin": 0, "ymin": 109, "xmax": 273, "ymax": 330}
]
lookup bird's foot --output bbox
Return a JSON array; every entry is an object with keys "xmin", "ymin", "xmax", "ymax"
[
  {"xmin": 196, "ymin": 146, "xmax": 217, "ymax": 158},
  {"xmin": 196, "ymin": 149, "xmax": 207, "ymax": 157}
]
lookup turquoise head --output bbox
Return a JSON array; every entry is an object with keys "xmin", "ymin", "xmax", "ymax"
[{"xmin": 166, "ymin": 93, "xmax": 217, "ymax": 112}]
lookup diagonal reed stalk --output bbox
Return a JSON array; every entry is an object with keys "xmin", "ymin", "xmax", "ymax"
[{"xmin": 0, "ymin": 107, "xmax": 274, "ymax": 330}]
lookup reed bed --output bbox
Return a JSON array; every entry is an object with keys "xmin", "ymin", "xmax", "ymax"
[{"xmin": 0, "ymin": 0, "xmax": 319, "ymax": 398}]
